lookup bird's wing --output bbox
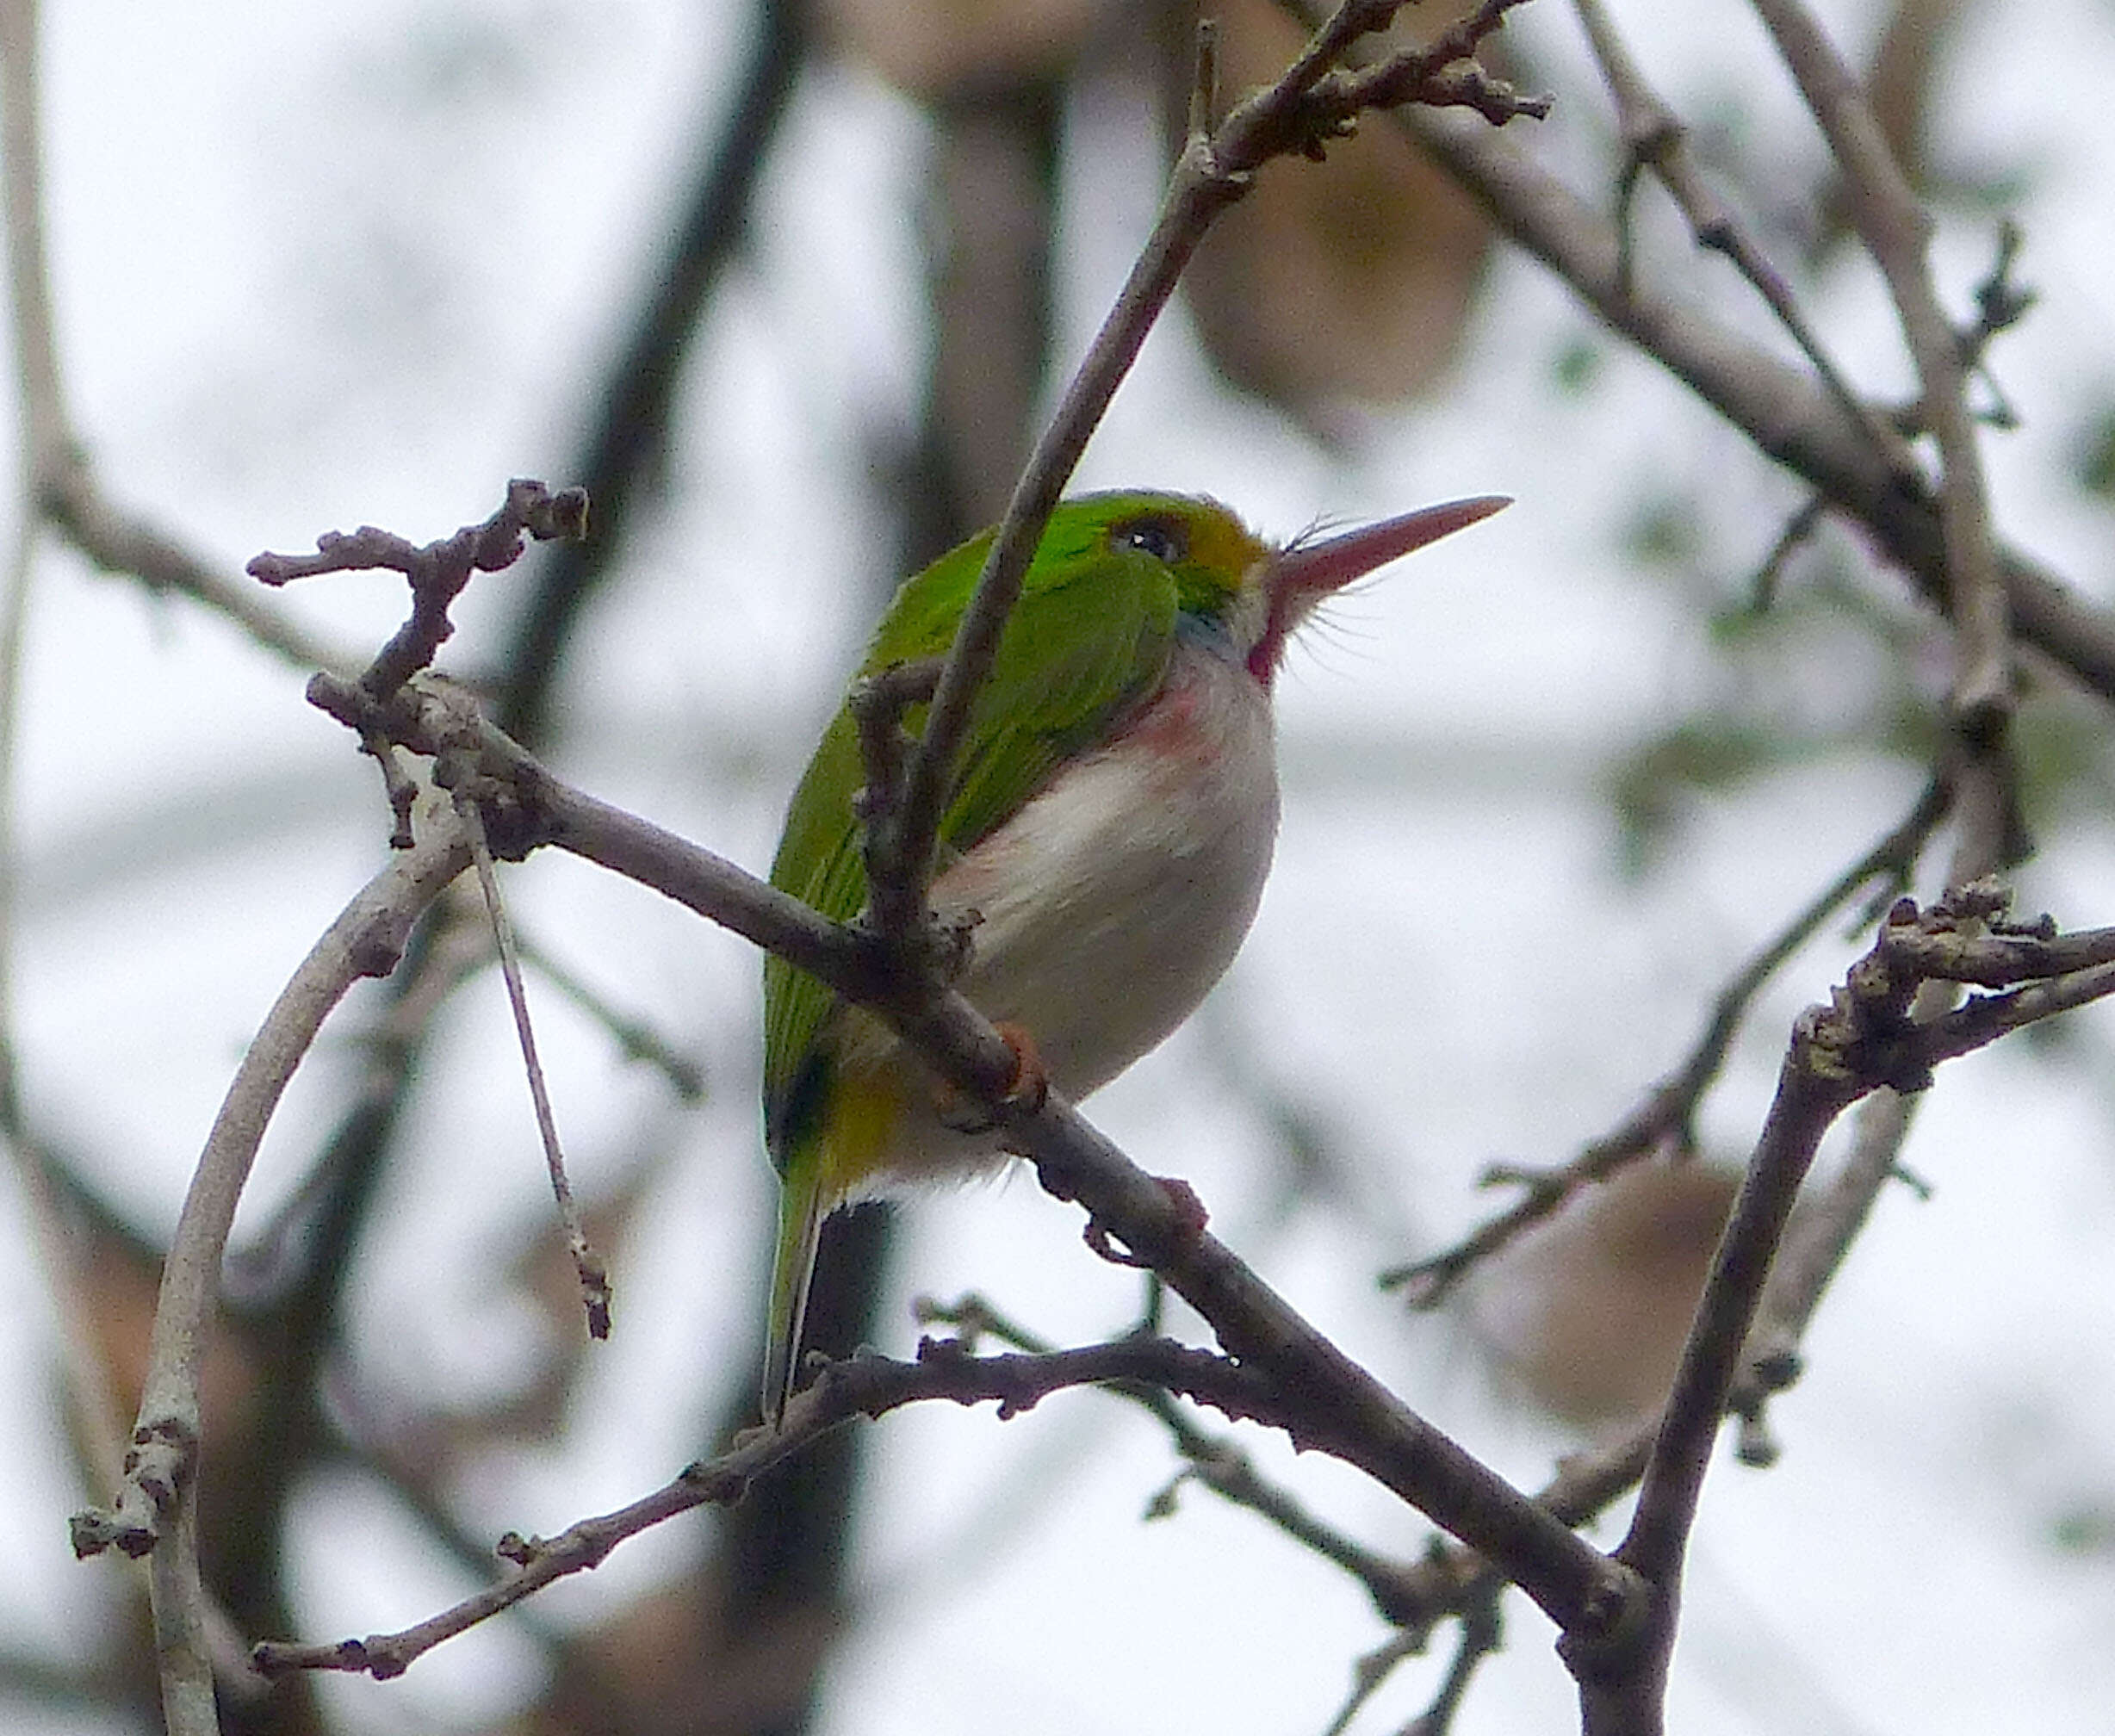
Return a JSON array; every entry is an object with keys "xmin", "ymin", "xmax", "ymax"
[{"xmin": 761, "ymin": 540, "xmax": 1176, "ymax": 1165}]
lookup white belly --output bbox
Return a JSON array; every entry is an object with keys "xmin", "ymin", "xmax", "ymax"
[{"xmin": 842, "ymin": 636, "xmax": 1280, "ymax": 1182}]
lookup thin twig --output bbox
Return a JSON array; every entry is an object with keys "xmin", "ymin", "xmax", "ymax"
[
  {"xmin": 1318, "ymin": 1628, "xmax": 1426, "ymax": 1736},
  {"xmin": 1405, "ymin": 1590, "xmax": 1504, "ymax": 1736},
  {"xmin": 1748, "ymin": 493, "xmax": 1829, "ymax": 612},
  {"xmin": 508, "ymin": 929, "xmax": 706, "ymax": 1102},
  {"xmin": 249, "ymin": 478, "xmax": 589, "ymax": 701},
  {"xmin": 462, "ymin": 802, "xmax": 611, "ymax": 1341},
  {"xmin": 919, "ymin": 1293, "xmax": 1436, "ymax": 1627},
  {"xmin": 1384, "ymin": 775, "xmax": 1948, "ymax": 1303},
  {"xmin": 1571, "ymin": 0, "xmax": 1893, "ymax": 459},
  {"xmin": 1959, "ymin": 217, "xmax": 2033, "ymax": 397},
  {"xmin": 1750, "ymin": 0, "xmax": 2011, "ymax": 729}
]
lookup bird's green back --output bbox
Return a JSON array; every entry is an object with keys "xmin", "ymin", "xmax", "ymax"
[{"xmin": 761, "ymin": 493, "xmax": 1256, "ymax": 1167}]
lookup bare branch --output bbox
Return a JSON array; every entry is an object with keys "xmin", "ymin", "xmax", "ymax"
[
  {"xmin": 919, "ymin": 1293, "xmax": 1437, "ymax": 1628},
  {"xmin": 1603, "ymin": 871, "xmax": 2115, "ymax": 1729},
  {"xmin": 65, "ymin": 814, "xmax": 473, "ymax": 1735},
  {"xmin": 68, "ymin": 815, "xmax": 474, "ymax": 1559}
]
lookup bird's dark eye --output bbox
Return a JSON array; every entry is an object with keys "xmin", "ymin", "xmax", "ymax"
[{"xmin": 1111, "ymin": 515, "xmax": 1188, "ymax": 564}]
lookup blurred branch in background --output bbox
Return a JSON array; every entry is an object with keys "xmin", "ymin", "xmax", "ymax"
[{"xmin": 496, "ymin": 0, "xmax": 810, "ymax": 748}]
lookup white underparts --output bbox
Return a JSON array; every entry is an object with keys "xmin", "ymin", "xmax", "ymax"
[{"xmin": 836, "ymin": 634, "xmax": 1281, "ymax": 1184}]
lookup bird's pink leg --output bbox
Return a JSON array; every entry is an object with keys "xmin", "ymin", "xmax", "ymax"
[
  {"xmin": 993, "ymin": 1021, "xmax": 1049, "ymax": 1111},
  {"xmin": 933, "ymin": 1021, "xmax": 1048, "ymax": 1132}
]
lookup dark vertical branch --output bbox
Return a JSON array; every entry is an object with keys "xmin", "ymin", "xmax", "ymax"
[
  {"xmin": 695, "ymin": 60, "xmax": 1062, "ymax": 1736},
  {"xmin": 496, "ymin": 0, "xmax": 811, "ymax": 747},
  {"xmin": 903, "ymin": 81, "xmax": 1062, "ymax": 564}
]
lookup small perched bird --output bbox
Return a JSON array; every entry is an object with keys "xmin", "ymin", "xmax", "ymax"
[{"xmin": 761, "ymin": 488, "xmax": 1506, "ymax": 1418}]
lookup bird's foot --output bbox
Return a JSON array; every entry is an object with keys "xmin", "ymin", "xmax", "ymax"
[
  {"xmin": 933, "ymin": 1021, "xmax": 1048, "ymax": 1133},
  {"xmin": 994, "ymin": 1021, "xmax": 1049, "ymax": 1111}
]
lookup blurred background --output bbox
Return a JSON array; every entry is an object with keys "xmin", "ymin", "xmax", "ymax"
[{"xmin": 7, "ymin": 0, "xmax": 2115, "ymax": 1731}]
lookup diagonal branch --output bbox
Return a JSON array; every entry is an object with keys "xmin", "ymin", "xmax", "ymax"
[
  {"xmin": 1385, "ymin": 774, "xmax": 1948, "ymax": 1304},
  {"xmin": 283, "ymin": 675, "xmax": 1641, "ymax": 1642},
  {"xmin": 1381, "ymin": 96, "xmax": 2115, "ymax": 706},
  {"xmin": 530, "ymin": 757, "xmax": 1637, "ymax": 1639},
  {"xmin": 1570, "ymin": 0, "xmax": 1891, "ymax": 458},
  {"xmin": 1749, "ymin": 0, "xmax": 2010, "ymax": 728}
]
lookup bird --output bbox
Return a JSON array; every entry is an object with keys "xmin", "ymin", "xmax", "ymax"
[{"xmin": 760, "ymin": 487, "xmax": 1507, "ymax": 1420}]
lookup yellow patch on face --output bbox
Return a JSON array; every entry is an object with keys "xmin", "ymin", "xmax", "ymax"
[{"xmin": 1181, "ymin": 499, "xmax": 1270, "ymax": 592}]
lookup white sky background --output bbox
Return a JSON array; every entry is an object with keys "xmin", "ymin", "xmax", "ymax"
[{"xmin": 5, "ymin": 1, "xmax": 2115, "ymax": 1733}]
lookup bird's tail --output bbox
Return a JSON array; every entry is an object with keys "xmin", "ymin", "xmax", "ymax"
[{"xmin": 763, "ymin": 1162, "xmax": 828, "ymax": 1425}]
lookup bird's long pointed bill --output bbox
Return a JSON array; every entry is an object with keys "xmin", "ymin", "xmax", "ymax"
[{"xmin": 1273, "ymin": 494, "xmax": 1510, "ymax": 598}]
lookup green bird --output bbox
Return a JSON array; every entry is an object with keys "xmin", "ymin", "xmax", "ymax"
[{"xmin": 761, "ymin": 488, "xmax": 1506, "ymax": 1419}]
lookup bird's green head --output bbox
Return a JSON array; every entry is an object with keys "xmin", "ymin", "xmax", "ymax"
[{"xmin": 1047, "ymin": 489, "xmax": 1510, "ymax": 688}]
